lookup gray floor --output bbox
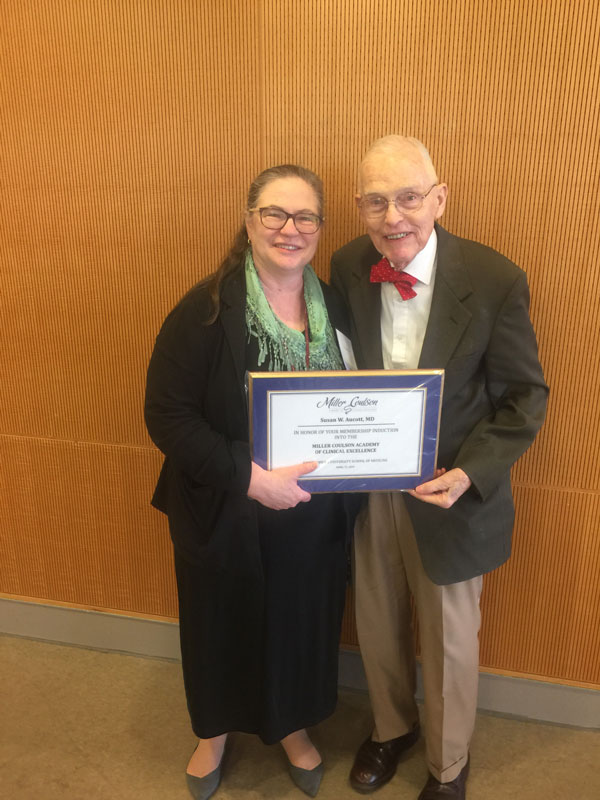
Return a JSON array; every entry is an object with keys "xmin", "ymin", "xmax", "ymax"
[{"xmin": 1, "ymin": 635, "xmax": 598, "ymax": 800}]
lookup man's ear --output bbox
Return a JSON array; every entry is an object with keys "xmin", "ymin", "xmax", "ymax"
[{"xmin": 434, "ymin": 184, "xmax": 448, "ymax": 219}]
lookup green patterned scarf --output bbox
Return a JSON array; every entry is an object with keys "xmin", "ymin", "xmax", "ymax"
[{"xmin": 245, "ymin": 250, "xmax": 343, "ymax": 372}]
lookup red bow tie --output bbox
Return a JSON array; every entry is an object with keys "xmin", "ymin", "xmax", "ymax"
[{"xmin": 370, "ymin": 258, "xmax": 418, "ymax": 300}]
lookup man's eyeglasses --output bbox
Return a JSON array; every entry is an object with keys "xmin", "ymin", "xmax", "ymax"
[
  {"xmin": 249, "ymin": 206, "xmax": 323, "ymax": 234},
  {"xmin": 358, "ymin": 183, "xmax": 439, "ymax": 219}
]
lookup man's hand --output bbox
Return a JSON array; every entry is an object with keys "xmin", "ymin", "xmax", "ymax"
[
  {"xmin": 247, "ymin": 461, "xmax": 317, "ymax": 510},
  {"xmin": 406, "ymin": 467, "xmax": 472, "ymax": 509}
]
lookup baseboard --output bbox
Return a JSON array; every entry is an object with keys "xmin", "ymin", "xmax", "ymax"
[
  {"xmin": 0, "ymin": 597, "xmax": 181, "ymax": 660},
  {"xmin": 337, "ymin": 648, "xmax": 599, "ymax": 729},
  {"xmin": 2, "ymin": 598, "xmax": 598, "ymax": 729}
]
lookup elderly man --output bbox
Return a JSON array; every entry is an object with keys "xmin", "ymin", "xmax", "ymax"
[{"xmin": 331, "ymin": 136, "xmax": 548, "ymax": 799}]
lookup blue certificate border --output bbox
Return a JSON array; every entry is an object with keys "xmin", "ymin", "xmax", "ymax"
[{"xmin": 247, "ymin": 370, "xmax": 444, "ymax": 492}]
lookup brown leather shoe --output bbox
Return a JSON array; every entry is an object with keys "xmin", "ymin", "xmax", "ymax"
[
  {"xmin": 349, "ymin": 725, "xmax": 420, "ymax": 793},
  {"xmin": 417, "ymin": 757, "xmax": 470, "ymax": 799}
]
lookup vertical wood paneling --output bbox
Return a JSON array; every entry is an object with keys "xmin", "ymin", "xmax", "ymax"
[
  {"xmin": 0, "ymin": 436, "xmax": 177, "ymax": 616},
  {"xmin": 2, "ymin": 0, "xmax": 599, "ymax": 687},
  {"xmin": 480, "ymin": 487, "xmax": 600, "ymax": 684}
]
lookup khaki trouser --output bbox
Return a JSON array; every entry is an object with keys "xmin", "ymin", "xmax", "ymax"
[{"xmin": 353, "ymin": 492, "xmax": 482, "ymax": 783}]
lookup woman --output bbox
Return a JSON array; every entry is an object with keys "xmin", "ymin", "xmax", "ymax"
[{"xmin": 145, "ymin": 165, "xmax": 350, "ymax": 799}]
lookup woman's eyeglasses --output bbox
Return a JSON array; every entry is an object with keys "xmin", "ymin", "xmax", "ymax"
[{"xmin": 249, "ymin": 206, "xmax": 323, "ymax": 234}]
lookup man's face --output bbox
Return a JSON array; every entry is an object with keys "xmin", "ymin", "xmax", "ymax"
[{"xmin": 357, "ymin": 150, "xmax": 447, "ymax": 270}]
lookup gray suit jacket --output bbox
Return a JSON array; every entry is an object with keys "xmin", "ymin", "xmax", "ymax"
[{"xmin": 331, "ymin": 224, "xmax": 548, "ymax": 584}]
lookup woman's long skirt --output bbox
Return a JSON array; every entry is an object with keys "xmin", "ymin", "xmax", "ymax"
[{"xmin": 174, "ymin": 492, "xmax": 348, "ymax": 744}]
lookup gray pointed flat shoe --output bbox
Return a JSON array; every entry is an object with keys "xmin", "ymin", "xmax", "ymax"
[
  {"xmin": 288, "ymin": 762, "xmax": 324, "ymax": 797},
  {"xmin": 186, "ymin": 764, "xmax": 221, "ymax": 800}
]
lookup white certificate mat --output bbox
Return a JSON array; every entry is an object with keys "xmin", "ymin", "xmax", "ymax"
[{"xmin": 269, "ymin": 389, "xmax": 425, "ymax": 476}]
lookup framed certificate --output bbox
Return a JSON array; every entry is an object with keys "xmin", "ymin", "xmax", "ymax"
[{"xmin": 247, "ymin": 370, "xmax": 444, "ymax": 492}]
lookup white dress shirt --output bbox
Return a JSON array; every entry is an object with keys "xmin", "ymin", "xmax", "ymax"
[{"xmin": 380, "ymin": 229, "xmax": 438, "ymax": 370}]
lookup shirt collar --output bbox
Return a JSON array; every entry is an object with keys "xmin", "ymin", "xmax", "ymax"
[{"xmin": 396, "ymin": 228, "xmax": 437, "ymax": 285}]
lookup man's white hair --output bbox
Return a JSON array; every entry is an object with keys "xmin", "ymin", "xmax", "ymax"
[{"xmin": 358, "ymin": 135, "xmax": 439, "ymax": 191}]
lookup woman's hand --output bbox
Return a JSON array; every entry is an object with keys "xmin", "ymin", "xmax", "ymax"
[{"xmin": 247, "ymin": 461, "xmax": 318, "ymax": 510}]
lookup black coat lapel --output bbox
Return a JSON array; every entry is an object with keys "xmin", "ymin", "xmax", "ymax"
[{"xmin": 219, "ymin": 267, "xmax": 248, "ymax": 392}]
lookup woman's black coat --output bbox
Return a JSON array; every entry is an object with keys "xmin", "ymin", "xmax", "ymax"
[
  {"xmin": 145, "ymin": 262, "xmax": 353, "ymax": 572},
  {"xmin": 145, "ymin": 263, "xmax": 357, "ymax": 730}
]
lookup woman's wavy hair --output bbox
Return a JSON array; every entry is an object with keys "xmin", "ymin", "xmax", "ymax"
[{"xmin": 202, "ymin": 164, "xmax": 324, "ymax": 324}]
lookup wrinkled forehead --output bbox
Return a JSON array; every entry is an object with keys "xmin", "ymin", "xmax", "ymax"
[{"xmin": 359, "ymin": 149, "xmax": 435, "ymax": 195}]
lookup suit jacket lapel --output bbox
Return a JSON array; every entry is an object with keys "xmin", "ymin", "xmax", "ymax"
[
  {"xmin": 348, "ymin": 246, "xmax": 385, "ymax": 369},
  {"xmin": 418, "ymin": 226, "xmax": 473, "ymax": 368}
]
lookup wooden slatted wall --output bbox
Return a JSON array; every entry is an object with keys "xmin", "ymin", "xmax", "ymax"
[{"xmin": 2, "ymin": 0, "xmax": 599, "ymax": 687}]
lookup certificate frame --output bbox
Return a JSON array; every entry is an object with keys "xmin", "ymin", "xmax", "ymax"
[{"xmin": 247, "ymin": 369, "xmax": 444, "ymax": 492}]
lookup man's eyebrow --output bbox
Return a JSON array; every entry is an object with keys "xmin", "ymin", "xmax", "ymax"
[{"xmin": 363, "ymin": 187, "xmax": 420, "ymax": 195}]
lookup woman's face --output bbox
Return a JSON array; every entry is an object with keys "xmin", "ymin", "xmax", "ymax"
[{"xmin": 246, "ymin": 177, "xmax": 321, "ymax": 281}]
